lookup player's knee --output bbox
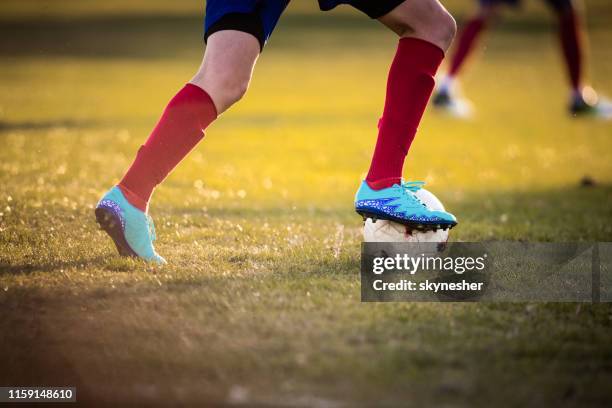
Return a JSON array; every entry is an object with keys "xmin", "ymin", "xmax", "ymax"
[
  {"xmin": 220, "ymin": 76, "xmax": 250, "ymax": 106},
  {"xmin": 199, "ymin": 72, "xmax": 251, "ymax": 112},
  {"xmin": 398, "ymin": 6, "xmax": 456, "ymax": 51},
  {"xmin": 427, "ymin": 9, "xmax": 457, "ymax": 51}
]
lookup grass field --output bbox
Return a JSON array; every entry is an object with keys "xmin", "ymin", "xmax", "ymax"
[{"xmin": 1, "ymin": 0, "xmax": 612, "ymax": 406}]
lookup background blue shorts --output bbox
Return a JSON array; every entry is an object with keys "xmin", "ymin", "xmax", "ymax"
[
  {"xmin": 479, "ymin": 0, "xmax": 571, "ymax": 12},
  {"xmin": 479, "ymin": 0, "xmax": 521, "ymax": 6},
  {"xmin": 204, "ymin": 0, "xmax": 405, "ymax": 50}
]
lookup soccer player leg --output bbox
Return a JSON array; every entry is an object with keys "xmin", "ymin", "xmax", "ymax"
[
  {"xmin": 547, "ymin": 0, "xmax": 612, "ymax": 118},
  {"xmin": 96, "ymin": 1, "xmax": 286, "ymax": 263},
  {"xmin": 549, "ymin": 0, "xmax": 586, "ymax": 112},
  {"xmin": 195, "ymin": 0, "xmax": 288, "ymax": 112},
  {"xmin": 353, "ymin": 0, "xmax": 457, "ymax": 231},
  {"xmin": 434, "ymin": 0, "xmax": 505, "ymax": 114}
]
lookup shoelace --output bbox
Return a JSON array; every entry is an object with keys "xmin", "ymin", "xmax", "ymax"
[
  {"xmin": 146, "ymin": 214, "xmax": 157, "ymax": 241},
  {"xmin": 398, "ymin": 181, "xmax": 428, "ymax": 208}
]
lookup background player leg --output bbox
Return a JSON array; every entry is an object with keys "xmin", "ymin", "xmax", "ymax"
[
  {"xmin": 551, "ymin": 0, "xmax": 583, "ymax": 97},
  {"xmin": 547, "ymin": 0, "xmax": 612, "ymax": 117},
  {"xmin": 433, "ymin": 1, "xmax": 504, "ymax": 114},
  {"xmin": 439, "ymin": 4, "xmax": 500, "ymax": 94}
]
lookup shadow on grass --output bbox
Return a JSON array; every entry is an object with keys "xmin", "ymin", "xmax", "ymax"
[
  {"xmin": 0, "ymin": 119, "xmax": 101, "ymax": 132},
  {"xmin": 1, "ymin": 184, "xmax": 611, "ymax": 406},
  {"xmin": 166, "ymin": 205, "xmax": 352, "ymax": 220},
  {"xmin": 450, "ymin": 184, "xmax": 612, "ymax": 240},
  {"xmin": 0, "ymin": 255, "xmax": 109, "ymax": 276},
  {"xmin": 164, "ymin": 183, "xmax": 612, "ymax": 241}
]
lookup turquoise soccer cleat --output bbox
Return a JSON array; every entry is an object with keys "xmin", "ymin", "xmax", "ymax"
[
  {"xmin": 355, "ymin": 180, "xmax": 457, "ymax": 231},
  {"xmin": 95, "ymin": 186, "xmax": 166, "ymax": 264}
]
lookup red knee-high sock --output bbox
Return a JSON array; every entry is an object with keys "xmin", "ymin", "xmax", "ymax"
[
  {"xmin": 365, "ymin": 38, "xmax": 444, "ymax": 189},
  {"xmin": 558, "ymin": 9, "xmax": 583, "ymax": 91},
  {"xmin": 119, "ymin": 84, "xmax": 217, "ymax": 211},
  {"xmin": 448, "ymin": 16, "xmax": 486, "ymax": 77}
]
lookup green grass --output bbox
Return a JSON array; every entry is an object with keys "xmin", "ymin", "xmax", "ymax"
[{"xmin": 1, "ymin": 0, "xmax": 612, "ymax": 406}]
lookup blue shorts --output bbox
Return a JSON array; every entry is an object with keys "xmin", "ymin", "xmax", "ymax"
[{"xmin": 204, "ymin": 0, "xmax": 405, "ymax": 50}]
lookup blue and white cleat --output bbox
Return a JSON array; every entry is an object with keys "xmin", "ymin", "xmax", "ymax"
[
  {"xmin": 432, "ymin": 84, "xmax": 473, "ymax": 119},
  {"xmin": 355, "ymin": 180, "xmax": 457, "ymax": 231},
  {"xmin": 570, "ymin": 87, "xmax": 612, "ymax": 120},
  {"xmin": 95, "ymin": 186, "xmax": 166, "ymax": 264}
]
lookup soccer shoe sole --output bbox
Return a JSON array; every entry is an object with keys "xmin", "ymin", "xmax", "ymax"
[
  {"xmin": 95, "ymin": 207, "xmax": 139, "ymax": 258},
  {"xmin": 356, "ymin": 209, "xmax": 457, "ymax": 232}
]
